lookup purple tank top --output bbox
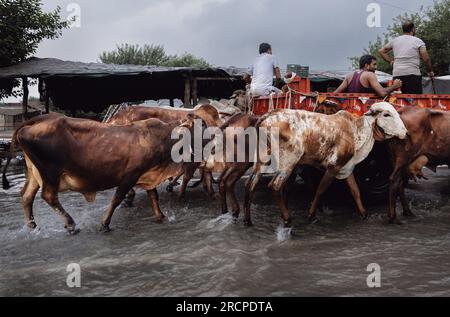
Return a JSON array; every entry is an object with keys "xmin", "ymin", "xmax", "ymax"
[{"xmin": 348, "ymin": 71, "xmax": 374, "ymax": 93}]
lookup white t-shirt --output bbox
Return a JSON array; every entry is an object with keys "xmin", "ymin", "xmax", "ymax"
[
  {"xmin": 247, "ymin": 53, "xmax": 280, "ymax": 96},
  {"xmin": 387, "ymin": 35, "xmax": 426, "ymax": 77}
]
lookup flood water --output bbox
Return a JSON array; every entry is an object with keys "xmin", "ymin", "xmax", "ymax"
[{"xmin": 1, "ymin": 165, "xmax": 449, "ymax": 297}]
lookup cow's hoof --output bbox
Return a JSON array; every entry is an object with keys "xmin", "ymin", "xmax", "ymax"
[
  {"xmin": 28, "ymin": 222, "xmax": 38, "ymax": 230},
  {"xmin": 99, "ymin": 224, "xmax": 111, "ymax": 233},
  {"xmin": 403, "ymin": 210, "xmax": 416, "ymax": 218},
  {"xmin": 66, "ymin": 225, "xmax": 80, "ymax": 235},
  {"xmin": 122, "ymin": 200, "xmax": 133, "ymax": 208},
  {"xmin": 361, "ymin": 213, "xmax": 370, "ymax": 221},
  {"xmin": 388, "ymin": 218, "xmax": 403, "ymax": 225},
  {"xmin": 155, "ymin": 216, "xmax": 166, "ymax": 224},
  {"xmin": 243, "ymin": 219, "xmax": 253, "ymax": 227},
  {"xmin": 308, "ymin": 216, "xmax": 319, "ymax": 224},
  {"xmin": 68, "ymin": 228, "xmax": 81, "ymax": 235},
  {"xmin": 283, "ymin": 219, "xmax": 292, "ymax": 228}
]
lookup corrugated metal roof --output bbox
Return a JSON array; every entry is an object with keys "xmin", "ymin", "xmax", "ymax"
[
  {"xmin": 0, "ymin": 57, "xmax": 245, "ymax": 79},
  {"xmin": 309, "ymin": 70, "xmax": 393, "ymax": 83}
]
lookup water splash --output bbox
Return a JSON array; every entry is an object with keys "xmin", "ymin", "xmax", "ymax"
[
  {"xmin": 167, "ymin": 212, "xmax": 177, "ymax": 223},
  {"xmin": 276, "ymin": 225, "xmax": 292, "ymax": 242},
  {"xmin": 205, "ymin": 213, "xmax": 233, "ymax": 231}
]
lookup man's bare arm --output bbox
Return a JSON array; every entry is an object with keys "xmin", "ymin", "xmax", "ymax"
[
  {"xmin": 243, "ymin": 73, "xmax": 252, "ymax": 85},
  {"xmin": 367, "ymin": 73, "xmax": 402, "ymax": 97},
  {"xmin": 379, "ymin": 45, "xmax": 394, "ymax": 65},
  {"xmin": 274, "ymin": 67, "xmax": 282, "ymax": 87},
  {"xmin": 334, "ymin": 75, "xmax": 350, "ymax": 93},
  {"xmin": 419, "ymin": 47, "xmax": 434, "ymax": 75},
  {"xmin": 274, "ymin": 67, "xmax": 281, "ymax": 80}
]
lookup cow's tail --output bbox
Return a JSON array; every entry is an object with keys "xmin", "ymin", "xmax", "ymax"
[
  {"xmin": 2, "ymin": 128, "xmax": 20, "ymax": 190},
  {"xmin": 253, "ymin": 113, "xmax": 272, "ymax": 172},
  {"xmin": 2, "ymin": 119, "xmax": 38, "ymax": 190}
]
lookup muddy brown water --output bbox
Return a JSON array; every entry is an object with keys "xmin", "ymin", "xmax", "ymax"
[{"xmin": 0, "ymin": 165, "xmax": 449, "ymax": 297}]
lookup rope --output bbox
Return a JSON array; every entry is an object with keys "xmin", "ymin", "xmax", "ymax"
[
  {"xmin": 286, "ymin": 86, "xmax": 321, "ymax": 112},
  {"xmin": 103, "ymin": 103, "xmax": 129, "ymax": 123},
  {"xmin": 310, "ymin": 92, "xmax": 321, "ymax": 113},
  {"xmin": 269, "ymin": 93, "xmax": 275, "ymax": 112},
  {"xmin": 288, "ymin": 90, "xmax": 292, "ymax": 109},
  {"xmin": 246, "ymin": 92, "xmax": 255, "ymax": 115}
]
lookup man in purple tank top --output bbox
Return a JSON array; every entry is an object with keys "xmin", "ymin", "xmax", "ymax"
[{"xmin": 335, "ymin": 55, "xmax": 402, "ymax": 97}]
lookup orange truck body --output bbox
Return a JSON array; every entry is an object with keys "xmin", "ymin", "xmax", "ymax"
[{"xmin": 252, "ymin": 76, "xmax": 450, "ymax": 116}]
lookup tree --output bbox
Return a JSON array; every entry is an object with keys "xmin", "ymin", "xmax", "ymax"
[
  {"xmin": 0, "ymin": 0, "xmax": 69, "ymax": 98},
  {"xmin": 351, "ymin": 0, "xmax": 450, "ymax": 76},
  {"xmin": 99, "ymin": 44, "xmax": 169, "ymax": 66},
  {"xmin": 99, "ymin": 44, "xmax": 210, "ymax": 67}
]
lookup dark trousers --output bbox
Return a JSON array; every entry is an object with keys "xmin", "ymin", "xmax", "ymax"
[{"xmin": 394, "ymin": 75, "xmax": 423, "ymax": 94}]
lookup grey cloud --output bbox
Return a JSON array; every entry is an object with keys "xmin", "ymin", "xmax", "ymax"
[{"xmin": 37, "ymin": 0, "xmax": 434, "ymax": 70}]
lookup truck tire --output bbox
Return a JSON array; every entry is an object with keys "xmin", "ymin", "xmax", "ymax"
[{"xmin": 298, "ymin": 142, "xmax": 393, "ymax": 205}]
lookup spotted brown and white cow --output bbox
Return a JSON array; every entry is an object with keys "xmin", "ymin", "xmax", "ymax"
[{"xmin": 243, "ymin": 102, "xmax": 408, "ymax": 227}]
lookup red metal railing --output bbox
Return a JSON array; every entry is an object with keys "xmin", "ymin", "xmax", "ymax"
[{"xmin": 252, "ymin": 77, "xmax": 450, "ymax": 116}]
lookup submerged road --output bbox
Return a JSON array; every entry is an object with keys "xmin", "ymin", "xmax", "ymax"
[{"xmin": 0, "ymin": 166, "xmax": 449, "ymax": 296}]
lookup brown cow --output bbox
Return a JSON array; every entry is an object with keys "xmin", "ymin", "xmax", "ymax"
[
  {"xmin": 387, "ymin": 107, "xmax": 450, "ymax": 223},
  {"xmin": 2, "ymin": 113, "xmax": 202, "ymax": 234},
  {"xmin": 108, "ymin": 104, "xmax": 222, "ymax": 127},
  {"xmin": 203, "ymin": 113, "xmax": 259, "ymax": 219},
  {"xmin": 108, "ymin": 104, "xmax": 222, "ymax": 201},
  {"xmin": 244, "ymin": 102, "xmax": 408, "ymax": 227}
]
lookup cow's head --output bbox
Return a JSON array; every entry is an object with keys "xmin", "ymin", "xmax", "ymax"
[
  {"xmin": 229, "ymin": 90, "xmax": 247, "ymax": 112},
  {"xmin": 365, "ymin": 102, "xmax": 408, "ymax": 141},
  {"xmin": 193, "ymin": 104, "xmax": 221, "ymax": 127}
]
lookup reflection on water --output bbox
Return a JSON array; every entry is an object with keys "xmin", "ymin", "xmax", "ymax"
[{"xmin": 0, "ymin": 165, "xmax": 449, "ymax": 296}]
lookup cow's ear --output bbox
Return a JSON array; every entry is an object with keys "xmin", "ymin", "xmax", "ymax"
[
  {"xmin": 365, "ymin": 107, "xmax": 382, "ymax": 117},
  {"xmin": 364, "ymin": 109, "xmax": 375, "ymax": 116},
  {"xmin": 429, "ymin": 110, "xmax": 444, "ymax": 116}
]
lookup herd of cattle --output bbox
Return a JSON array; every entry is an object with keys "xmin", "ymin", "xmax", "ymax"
[{"xmin": 1, "ymin": 95, "xmax": 450, "ymax": 235}]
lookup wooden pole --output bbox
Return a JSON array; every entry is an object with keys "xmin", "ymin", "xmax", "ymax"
[
  {"xmin": 170, "ymin": 99, "xmax": 174, "ymax": 107},
  {"xmin": 22, "ymin": 77, "xmax": 29, "ymax": 118},
  {"xmin": 184, "ymin": 77, "xmax": 191, "ymax": 108},
  {"xmin": 192, "ymin": 78, "xmax": 198, "ymax": 106},
  {"xmin": 45, "ymin": 96, "xmax": 50, "ymax": 114}
]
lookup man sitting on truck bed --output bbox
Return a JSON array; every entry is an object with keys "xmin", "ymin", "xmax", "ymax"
[
  {"xmin": 243, "ymin": 43, "xmax": 283, "ymax": 97},
  {"xmin": 334, "ymin": 55, "xmax": 402, "ymax": 97}
]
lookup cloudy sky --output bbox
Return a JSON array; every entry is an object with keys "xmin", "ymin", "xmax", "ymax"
[
  {"xmin": 37, "ymin": 0, "xmax": 435, "ymax": 70},
  {"xmin": 3, "ymin": 0, "xmax": 436, "ymax": 101}
]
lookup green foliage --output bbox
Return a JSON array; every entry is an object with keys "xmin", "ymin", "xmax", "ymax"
[
  {"xmin": 351, "ymin": 0, "xmax": 450, "ymax": 75},
  {"xmin": 99, "ymin": 44, "xmax": 210, "ymax": 67},
  {"xmin": 349, "ymin": 35, "xmax": 391, "ymax": 73},
  {"xmin": 99, "ymin": 44, "xmax": 168, "ymax": 66},
  {"xmin": 0, "ymin": 0, "xmax": 69, "ymax": 98}
]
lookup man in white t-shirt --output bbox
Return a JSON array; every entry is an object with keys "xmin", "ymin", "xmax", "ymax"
[
  {"xmin": 244, "ymin": 43, "xmax": 282, "ymax": 96},
  {"xmin": 379, "ymin": 21, "xmax": 434, "ymax": 94}
]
